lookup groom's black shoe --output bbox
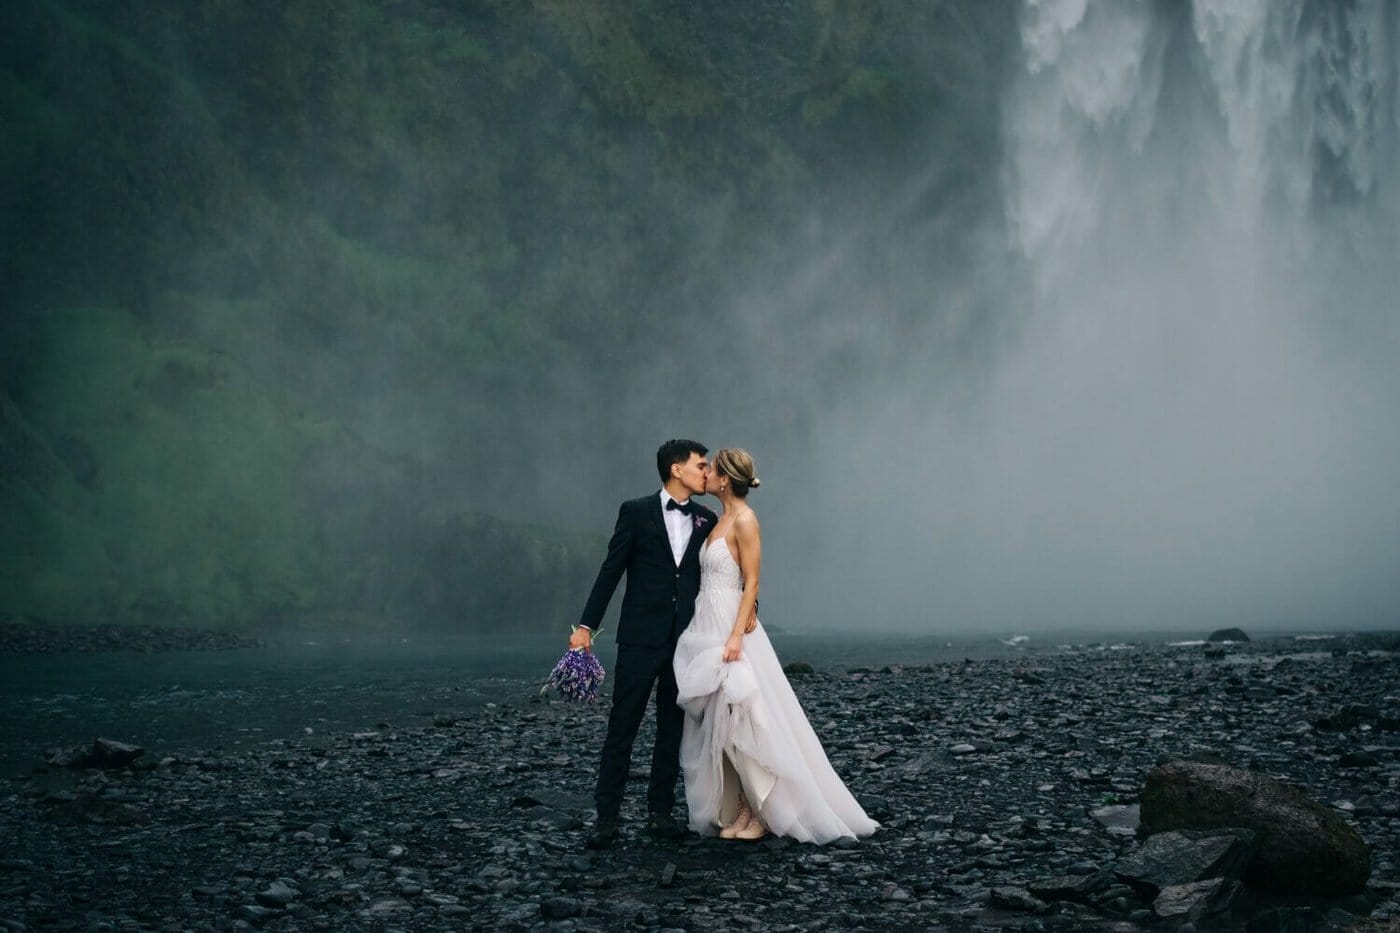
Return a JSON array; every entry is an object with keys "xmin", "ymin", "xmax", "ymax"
[
  {"xmin": 646, "ymin": 812, "xmax": 687, "ymax": 840},
  {"xmin": 585, "ymin": 819, "xmax": 620, "ymax": 850}
]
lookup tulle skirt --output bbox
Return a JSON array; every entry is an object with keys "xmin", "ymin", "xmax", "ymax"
[{"xmin": 673, "ymin": 586, "xmax": 878, "ymax": 844}]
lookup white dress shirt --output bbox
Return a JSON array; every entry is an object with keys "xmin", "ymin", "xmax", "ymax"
[{"xmin": 660, "ymin": 490, "xmax": 695, "ymax": 566}]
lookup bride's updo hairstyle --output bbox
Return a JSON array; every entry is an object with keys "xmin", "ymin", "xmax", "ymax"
[{"xmin": 714, "ymin": 448, "xmax": 760, "ymax": 498}]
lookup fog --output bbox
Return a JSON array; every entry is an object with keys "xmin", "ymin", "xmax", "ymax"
[
  {"xmin": 613, "ymin": 1, "xmax": 1400, "ymax": 635},
  {"xmin": 6, "ymin": 1, "xmax": 1398, "ymax": 637}
]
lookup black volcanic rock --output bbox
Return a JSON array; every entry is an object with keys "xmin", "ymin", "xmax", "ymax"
[
  {"xmin": 3, "ymin": 632, "xmax": 1398, "ymax": 930},
  {"xmin": 1027, "ymin": 872, "xmax": 1109, "ymax": 902},
  {"xmin": 990, "ymin": 885, "xmax": 1049, "ymax": 912},
  {"xmin": 1114, "ymin": 829, "xmax": 1256, "ymax": 894},
  {"xmin": 84, "ymin": 738, "xmax": 145, "ymax": 769},
  {"xmin": 1139, "ymin": 760, "xmax": 1370, "ymax": 896},
  {"xmin": 47, "ymin": 738, "xmax": 145, "ymax": 770},
  {"xmin": 1152, "ymin": 877, "xmax": 1241, "ymax": 923},
  {"xmin": 1208, "ymin": 628, "xmax": 1250, "ymax": 642}
]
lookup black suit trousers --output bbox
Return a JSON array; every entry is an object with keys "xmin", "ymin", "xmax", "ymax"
[{"xmin": 594, "ymin": 639, "xmax": 683, "ymax": 821}]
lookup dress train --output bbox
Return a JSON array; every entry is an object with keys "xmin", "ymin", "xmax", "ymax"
[{"xmin": 673, "ymin": 538, "xmax": 878, "ymax": 844}]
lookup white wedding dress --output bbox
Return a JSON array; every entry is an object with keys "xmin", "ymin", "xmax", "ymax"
[{"xmin": 673, "ymin": 536, "xmax": 878, "ymax": 844}]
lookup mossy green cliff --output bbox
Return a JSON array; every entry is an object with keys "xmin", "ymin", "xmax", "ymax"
[{"xmin": 0, "ymin": 0, "xmax": 1013, "ymax": 631}]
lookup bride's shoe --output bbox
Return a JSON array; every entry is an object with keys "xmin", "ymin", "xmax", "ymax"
[
  {"xmin": 732, "ymin": 811, "xmax": 768, "ymax": 841},
  {"xmin": 719, "ymin": 796, "xmax": 754, "ymax": 839}
]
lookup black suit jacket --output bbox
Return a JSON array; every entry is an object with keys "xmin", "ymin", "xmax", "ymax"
[{"xmin": 578, "ymin": 493, "xmax": 718, "ymax": 648}]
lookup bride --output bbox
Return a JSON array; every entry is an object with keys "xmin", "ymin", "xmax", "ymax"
[{"xmin": 673, "ymin": 448, "xmax": 878, "ymax": 844}]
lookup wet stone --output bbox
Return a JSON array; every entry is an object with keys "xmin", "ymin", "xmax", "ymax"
[
  {"xmin": 1340, "ymin": 749, "xmax": 1380, "ymax": 768},
  {"xmin": 1027, "ymin": 873, "xmax": 1108, "ymax": 901},
  {"xmin": 1090, "ymin": 803, "xmax": 1140, "ymax": 837},
  {"xmin": 1153, "ymin": 876, "xmax": 1240, "ymax": 922},
  {"xmin": 990, "ymin": 886, "xmax": 1049, "ymax": 913},
  {"xmin": 237, "ymin": 904, "xmax": 281, "ymax": 925},
  {"xmin": 3, "ymin": 631, "xmax": 1398, "ymax": 930},
  {"xmin": 1208, "ymin": 628, "xmax": 1251, "ymax": 643},
  {"xmin": 1140, "ymin": 759, "xmax": 1371, "ymax": 896},
  {"xmin": 540, "ymin": 896, "xmax": 583, "ymax": 919},
  {"xmin": 1115, "ymin": 829, "xmax": 1256, "ymax": 894},
  {"xmin": 523, "ymin": 804, "xmax": 581, "ymax": 830},
  {"xmin": 254, "ymin": 880, "xmax": 297, "ymax": 907}
]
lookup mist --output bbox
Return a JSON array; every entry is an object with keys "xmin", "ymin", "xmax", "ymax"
[
  {"xmin": 754, "ymin": 0, "xmax": 1400, "ymax": 634},
  {"xmin": 3, "ymin": 1, "xmax": 1397, "ymax": 637}
]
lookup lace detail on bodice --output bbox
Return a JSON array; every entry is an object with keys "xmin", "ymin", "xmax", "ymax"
[{"xmin": 699, "ymin": 539, "xmax": 743, "ymax": 593}]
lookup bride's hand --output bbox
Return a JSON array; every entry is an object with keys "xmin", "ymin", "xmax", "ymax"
[{"xmin": 722, "ymin": 633, "xmax": 744, "ymax": 663}]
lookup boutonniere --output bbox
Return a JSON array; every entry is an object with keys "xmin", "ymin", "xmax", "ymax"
[{"xmin": 694, "ymin": 515, "xmax": 707, "ymax": 530}]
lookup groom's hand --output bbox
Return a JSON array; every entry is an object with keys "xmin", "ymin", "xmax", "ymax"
[{"xmin": 570, "ymin": 626, "xmax": 593, "ymax": 652}]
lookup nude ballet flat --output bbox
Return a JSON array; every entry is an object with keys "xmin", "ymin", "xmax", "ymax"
[
  {"xmin": 732, "ymin": 814, "xmax": 768, "ymax": 841},
  {"xmin": 719, "ymin": 798, "xmax": 753, "ymax": 839}
]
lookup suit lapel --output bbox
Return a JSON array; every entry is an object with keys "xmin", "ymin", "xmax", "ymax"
[{"xmin": 650, "ymin": 491, "xmax": 670, "ymax": 560}]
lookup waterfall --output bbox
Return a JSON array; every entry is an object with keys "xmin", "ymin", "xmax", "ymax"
[
  {"xmin": 1008, "ymin": 0, "xmax": 1398, "ymax": 315},
  {"xmin": 781, "ymin": 1, "xmax": 1399, "ymax": 632},
  {"xmin": 952, "ymin": 0, "xmax": 1400, "ymax": 628}
]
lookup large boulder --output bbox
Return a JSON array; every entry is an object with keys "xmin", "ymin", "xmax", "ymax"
[
  {"xmin": 1207, "ymin": 627, "xmax": 1250, "ymax": 642},
  {"xmin": 1139, "ymin": 761, "xmax": 1369, "ymax": 896}
]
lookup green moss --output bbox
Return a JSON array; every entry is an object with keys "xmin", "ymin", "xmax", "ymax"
[
  {"xmin": 3, "ymin": 303, "xmax": 605, "ymax": 630},
  {"xmin": 13, "ymin": 307, "xmax": 304, "ymax": 624},
  {"xmin": 1, "ymin": 0, "xmax": 1015, "ymax": 631},
  {"xmin": 0, "ymin": 70, "xmax": 74, "ymax": 175},
  {"xmin": 400, "ymin": 19, "xmax": 491, "ymax": 66},
  {"xmin": 801, "ymin": 65, "xmax": 897, "ymax": 127},
  {"xmin": 534, "ymin": 2, "xmax": 725, "ymax": 122},
  {"xmin": 36, "ymin": 0, "xmax": 216, "ymax": 129}
]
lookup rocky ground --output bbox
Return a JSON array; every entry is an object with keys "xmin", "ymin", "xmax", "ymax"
[{"xmin": 1, "ymin": 633, "xmax": 1398, "ymax": 931}]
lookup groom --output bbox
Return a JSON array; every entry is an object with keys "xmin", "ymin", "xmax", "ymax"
[{"xmin": 571, "ymin": 439, "xmax": 717, "ymax": 849}]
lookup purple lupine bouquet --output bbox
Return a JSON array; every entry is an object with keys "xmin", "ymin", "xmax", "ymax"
[{"xmin": 541, "ymin": 627, "xmax": 606, "ymax": 703}]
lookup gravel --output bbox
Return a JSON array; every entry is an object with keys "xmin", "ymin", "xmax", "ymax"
[{"xmin": 0, "ymin": 632, "xmax": 1397, "ymax": 930}]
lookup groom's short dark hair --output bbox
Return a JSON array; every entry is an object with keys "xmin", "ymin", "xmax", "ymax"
[{"xmin": 657, "ymin": 439, "xmax": 707, "ymax": 483}]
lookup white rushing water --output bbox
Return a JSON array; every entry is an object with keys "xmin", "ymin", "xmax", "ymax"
[
  {"xmin": 811, "ymin": 1, "xmax": 1400, "ymax": 633},
  {"xmin": 1009, "ymin": 0, "xmax": 1399, "ymax": 275},
  {"xmin": 980, "ymin": 0, "xmax": 1400, "ymax": 629}
]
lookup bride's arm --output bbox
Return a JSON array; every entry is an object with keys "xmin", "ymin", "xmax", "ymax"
[{"xmin": 722, "ymin": 513, "xmax": 762, "ymax": 662}]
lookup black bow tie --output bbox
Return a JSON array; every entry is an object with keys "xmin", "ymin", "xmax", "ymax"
[{"xmin": 666, "ymin": 499, "xmax": 696, "ymax": 516}]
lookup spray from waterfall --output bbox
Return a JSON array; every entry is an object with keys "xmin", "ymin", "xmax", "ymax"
[{"xmin": 795, "ymin": 0, "xmax": 1400, "ymax": 633}]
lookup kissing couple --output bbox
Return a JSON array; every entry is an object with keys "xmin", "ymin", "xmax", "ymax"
[{"xmin": 569, "ymin": 439, "xmax": 878, "ymax": 849}]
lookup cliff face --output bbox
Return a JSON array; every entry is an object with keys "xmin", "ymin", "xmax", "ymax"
[{"xmin": 0, "ymin": 0, "xmax": 1016, "ymax": 630}]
